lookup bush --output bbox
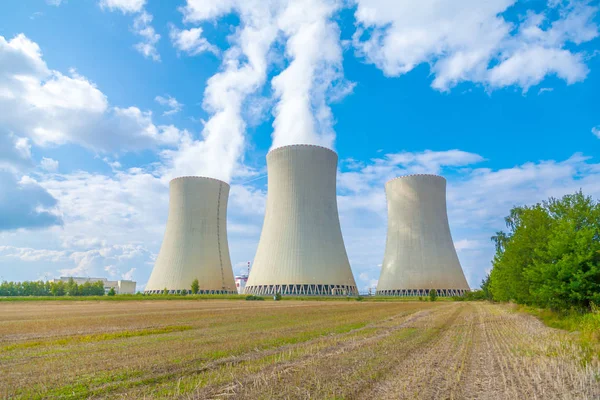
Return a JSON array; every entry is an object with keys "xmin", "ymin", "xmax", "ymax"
[
  {"xmin": 107, "ymin": 287, "xmax": 116, "ymax": 296},
  {"xmin": 191, "ymin": 279, "xmax": 199, "ymax": 295},
  {"xmin": 429, "ymin": 289, "xmax": 438, "ymax": 302},
  {"xmin": 245, "ymin": 295, "xmax": 264, "ymax": 301}
]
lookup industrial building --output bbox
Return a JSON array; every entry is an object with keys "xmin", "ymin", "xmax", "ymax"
[
  {"xmin": 376, "ymin": 174, "xmax": 469, "ymax": 297},
  {"xmin": 51, "ymin": 277, "xmax": 136, "ymax": 294},
  {"xmin": 235, "ymin": 274, "xmax": 248, "ymax": 294},
  {"xmin": 144, "ymin": 177, "xmax": 237, "ymax": 294},
  {"xmin": 245, "ymin": 145, "xmax": 358, "ymax": 296}
]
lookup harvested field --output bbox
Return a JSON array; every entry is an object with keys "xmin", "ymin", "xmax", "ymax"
[{"xmin": 0, "ymin": 300, "xmax": 598, "ymax": 399}]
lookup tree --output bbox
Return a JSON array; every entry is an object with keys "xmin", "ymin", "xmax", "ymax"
[
  {"xmin": 489, "ymin": 191, "xmax": 600, "ymax": 311},
  {"xmin": 163, "ymin": 288, "xmax": 169, "ymax": 295},
  {"xmin": 429, "ymin": 289, "xmax": 437, "ymax": 302},
  {"xmin": 191, "ymin": 279, "xmax": 199, "ymax": 295},
  {"xmin": 107, "ymin": 287, "xmax": 116, "ymax": 296}
]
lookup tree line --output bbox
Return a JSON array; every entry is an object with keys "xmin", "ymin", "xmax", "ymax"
[
  {"xmin": 0, "ymin": 278, "xmax": 110, "ymax": 296},
  {"xmin": 487, "ymin": 191, "xmax": 600, "ymax": 312}
]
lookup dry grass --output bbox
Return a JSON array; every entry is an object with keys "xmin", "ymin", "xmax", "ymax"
[{"xmin": 0, "ymin": 300, "xmax": 597, "ymax": 399}]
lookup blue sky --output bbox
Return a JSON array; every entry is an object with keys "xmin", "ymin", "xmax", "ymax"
[{"xmin": 0, "ymin": 0, "xmax": 599, "ymax": 291}]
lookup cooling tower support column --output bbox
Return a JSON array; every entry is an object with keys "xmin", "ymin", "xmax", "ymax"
[
  {"xmin": 245, "ymin": 144, "xmax": 358, "ymax": 296},
  {"xmin": 144, "ymin": 177, "xmax": 237, "ymax": 294},
  {"xmin": 376, "ymin": 174, "xmax": 469, "ymax": 297}
]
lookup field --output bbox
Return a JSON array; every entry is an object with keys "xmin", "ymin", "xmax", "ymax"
[{"xmin": 1, "ymin": 300, "xmax": 598, "ymax": 399}]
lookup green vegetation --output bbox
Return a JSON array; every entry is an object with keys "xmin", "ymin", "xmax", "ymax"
[
  {"xmin": 0, "ymin": 278, "xmax": 105, "ymax": 297},
  {"xmin": 517, "ymin": 304, "xmax": 600, "ymax": 347},
  {"xmin": 107, "ymin": 287, "xmax": 116, "ymax": 296},
  {"xmin": 429, "ymin": 289, "xmax": 437, "ymax": 302},
  {"xmin": 191, "ymin": 279, "xmax": 199, "ymax": 295},
  {"xmin": 245, "ymin": 295, "xmax": 265, "ymax": 301},
  {"xmin": 488, "ymin": 191, "xmax": 600, "ymax": 312}
]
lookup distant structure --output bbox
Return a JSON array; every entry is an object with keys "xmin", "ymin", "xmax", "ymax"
[
  {"xmin": 235, "ymin": 275, "xmax": 248, "ymax": 294},
  {"xmin": 144, "ymin": 177, "xmax": 237, "ymax": 294},
  {"xmin": 51, "ymin": 277, "xmax": 136, "ymax": 294},
  {"xmin": 377, "ymin": 174, "xmax": 469, "ymax": 297},
  {"xmin": 245, "ymin": 145, "xmax": 358, "ymax": 296}
]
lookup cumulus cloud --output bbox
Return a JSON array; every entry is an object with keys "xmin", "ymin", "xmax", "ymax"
[
  {"xmin": 46, "ymin": 0, "xmax": 64, "ymax": 6},
  {"xmin": 132, "ymin": 11, "xmax": 161, "ymax": 61},
  {"xmin": 40, "ymin": 157, "xmax": 59, "ymax": 172},
  {"xmin": 593, "ymin": 126, "xmax": 600, "ymax": 138},
  {"xmin": 155, "ymin": 95, "xmax": 183, "ymax": 116},
  {"xmin": 99, "ymin": 0, "xmax": 160, "ymax": 61},
  {"xmin": 0, "ymin": 171, "xmax": 62, "ymax": 231},
  {"xmin": 99, "ymin": 0, "xmax": 145, "ymax": 14},
  {"xmin": 353, "ymin": 0, "xmax": 599, "ymax": 91},
  {"xmin": 0, "ymin": 34, "xmax": 186, "ymax": 152},
  {"xmin": 169, "ymin": 26, "xmax": 218, "ymax": 56}
]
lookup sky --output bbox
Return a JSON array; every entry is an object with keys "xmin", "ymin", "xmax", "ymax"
[{"xmin": 0, "ymin": 0, "xmax": 599, "ymax": 292}]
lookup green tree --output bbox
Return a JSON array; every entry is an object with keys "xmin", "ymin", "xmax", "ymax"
[
  {"xmin": 429, "ymin": 289, "xmax": 437, "ymax": 302},
  {"xmin": 107, "ymin": 287, "xmax": 116, "ymax": 296},
  {"xmin": 163, "ymin": 288, "xmax": 169, "ymax": 295},
  {"xmin": 489, "ymin": 191, "xmax": 600, "ymax": 311},
  {"xmin": 191, "ymin": 279, "xmax": 199, "ymax": 295}
]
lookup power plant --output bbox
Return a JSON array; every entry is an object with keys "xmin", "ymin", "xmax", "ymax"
[
  {"xmin": 244, "ymin": 145, "xmax": 358, "ymax": 296},
  {"xmin": 376, "ymin": 174, "xmax": 469, "ymax": 296},
  {"xmin": 144, "ymin": 177, "xmax": 237, "ymax": 294}
]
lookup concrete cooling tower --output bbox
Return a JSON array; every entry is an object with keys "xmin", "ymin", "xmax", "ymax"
[
  {"xmin": 145, "ymin": 177, "xmax": 237, "ymax": 294},
  {"xmin": 245, "ymin": 145, "xmax": 358, "ymax": 296},
  {"xmin": 377, "ymin": 174, "xmax": 469, "ymax": 297}
]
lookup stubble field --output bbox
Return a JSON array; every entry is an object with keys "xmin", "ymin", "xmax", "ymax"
[{"xmin": 0, "ymin": 300, "xmax": 598, "ymax": 399}]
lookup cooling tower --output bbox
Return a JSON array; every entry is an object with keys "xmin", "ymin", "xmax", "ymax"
[
  {"xmin": 144, "ymin": 177, "xmax": 237, "ymax": 294},
  {"xmin": 245, "ymin": 145, "xmax": 358, "ymax": 296},
  {"xmin": 377, "ymin": 174, "xmax": 469, "ymax": 297}
]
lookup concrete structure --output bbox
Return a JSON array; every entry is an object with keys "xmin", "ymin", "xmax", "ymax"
[
  {"xmin": 377, "ymin": 174, "xmax": 469, "ymax": 297},
  {"xmin": 51, "ymin": 277, "xmax": 136, "ymax": 294},
  {"xmin": 144, "ymin": 177, "xmax": 237, "ymax": 294},
  {"xmin": 235, "ymin": 275, "xmax": 248, "ymax": 294},
  {"xmin": 245, "ymin": 145, "xmax": 358, "ymax": 296}
]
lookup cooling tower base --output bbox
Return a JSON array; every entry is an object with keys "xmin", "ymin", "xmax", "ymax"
[
  {"xmin": 245, "ymin": 284, "xmax": 358, "ymax": 296},
  {"xmin": 144, "ymin": 289, "xmax": 237, "ymax": 295},
  {"xmin": 376, "ymin": 288, "xmax": 468, "ymax": 297}
]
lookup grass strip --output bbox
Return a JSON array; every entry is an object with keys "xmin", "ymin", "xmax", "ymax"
[{"xmin": 3, "ymin": 325, "xmax": 193, "ymax": 352}]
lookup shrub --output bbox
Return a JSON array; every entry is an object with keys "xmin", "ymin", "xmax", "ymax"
[
  {"xmin": 107, "ymin": 287, "xmax": 116, "ymax": 296},
  {"xmin": 245, "ymin": 295, "xmax": 264, "ymax": 301},
  {"xmin": 274, "ymin": 293, "xmax": 282, "ymax": 301},
  {"xmin": 429, "ymin": 289, "xmax": 438, "ymax": 302},
  {"xmin": 356, "ymin": 295, "xmax": 365, "ymax": 302},
  {"xmin": 191, "ymin": 279, "xmax": 199, "ymax": 295}
]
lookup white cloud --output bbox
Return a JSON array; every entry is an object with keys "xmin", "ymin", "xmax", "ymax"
[
  {"xmin": 99, "ymin": 0, "xmax": 145, "ymax": 14},
  {"xmin": 0, "ymin": 34, "xmax": 187, "ymax": 152},
  {"xmin": 46, "ymin": 0, "xmax": 64, "ymax": 6},
  {"xmin": 593, "ymin": 126, "xmax": 600, "ymax": 138},
  {"xmin": 99, "ymin": 1, "xmax": 159, "ymax": 61},
  {"xmin": 155, "ymin": 95, "xmax": 183, "ymax": 116},
  {"xmin": 353, "ymin": 0, "xmax": 599, "ymax": 91},
  {"xmin": 40, "ymin": 157, "xmax": 59, "ymax": 172},
  {"xmin": 133, "ymin": 11, "xmax": 161, "ymax": 61},
  {"xmin": 0, "ymin": 171, "xmax": 62, "ymax": 231},
  {"xmin": 122, "ymin": 267, "xmax": 136, "ymax": 280},
  {"xmin": 170, "ymin": 26, "xmax": 218, "ymax": 56}
]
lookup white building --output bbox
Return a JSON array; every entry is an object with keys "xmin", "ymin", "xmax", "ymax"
[
  {"xmin": 245, "ymin": 145, "xmax": 358, "ymax": 296},
  {"xmin": 144, "ymin": 177, "xmax": 237, "ymax": 294},
  {"xmin": 376, "ymin": 174, "xmax": 470, "ymax": 297},
  {"xmin": 235, "ymin": 275, "xmax": 248, "ymax": 294},
  {"xmin": 51, "ymin": 277, "xmax": 136, "ymax": 294}
]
